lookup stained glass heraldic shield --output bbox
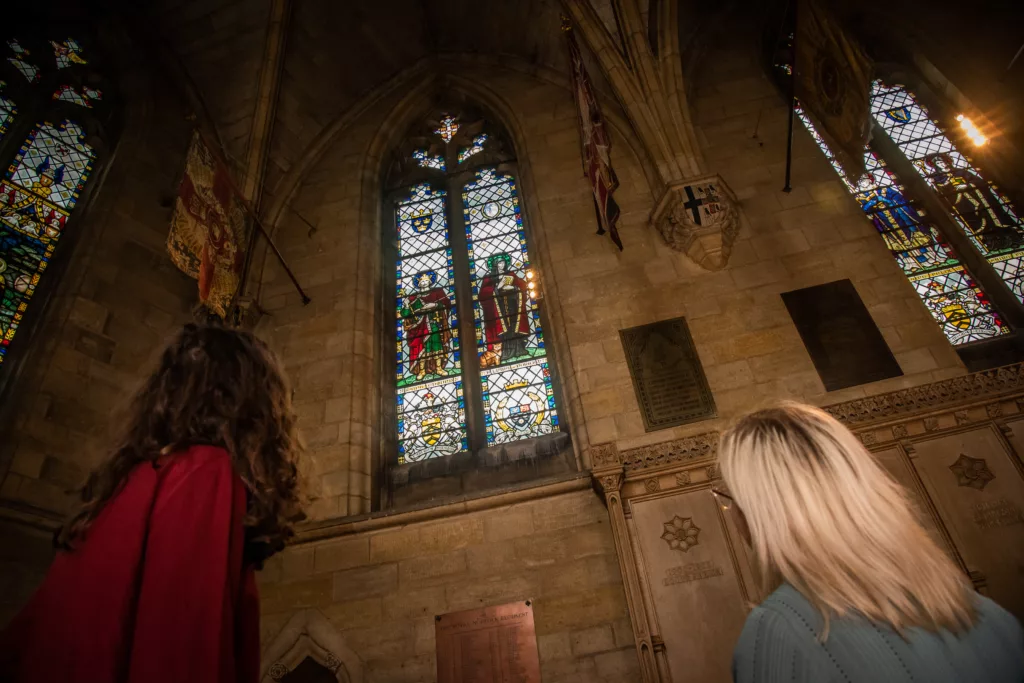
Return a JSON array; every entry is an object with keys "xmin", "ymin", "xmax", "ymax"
[
  {"xmin": 0, "ymin": 35, "xmax": 108, "ymax": 368},
  {"xmin": 392, "ymin": 112, "xmax": 560, "ymax": 464}
]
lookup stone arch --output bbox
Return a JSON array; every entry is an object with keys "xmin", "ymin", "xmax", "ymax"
[
  {"xmin": 256, "ymin": 56, "xmax": 657, "ymax": 517},
  {"xmin": 260, "ymin": 608, "xmax": 366, "ymax": 683}
]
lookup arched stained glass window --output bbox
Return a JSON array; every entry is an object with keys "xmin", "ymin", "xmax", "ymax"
[
  {"xmin": 793, "ymin": 102, "xmax": 1005, "ymax": 345},
  {"xmin": 390, "ymin": 110, "xmax": 563, "ymax": 465},
  {"xmin": 871, "ymin": 82, "xmax": 1024, "ymax": 303},
  {"xmin": 1, "ymin": 120, "xmax": 95, "ymax": 362},
  {"xmin": 0, "ymin": 33, "xmax": 112, "ymax": 369}
]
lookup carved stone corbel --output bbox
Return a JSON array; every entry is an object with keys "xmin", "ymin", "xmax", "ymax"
[{"xmin": 651, "ymin": 176, "xmax": 742, "ymax": 270}]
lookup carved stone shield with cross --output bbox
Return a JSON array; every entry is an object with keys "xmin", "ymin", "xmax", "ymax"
[{"xmin": 651, "ymin": 174, "xmax": 742, "ymax": 270}]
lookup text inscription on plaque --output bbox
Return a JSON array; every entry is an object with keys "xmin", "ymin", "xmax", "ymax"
[
  {"xmin": 435, "ymin": 601, "xmax": 541, "ymax": 683},
  {"xmin": 620, "ymin": 317, "xmax": 716, "ymax": 431}
]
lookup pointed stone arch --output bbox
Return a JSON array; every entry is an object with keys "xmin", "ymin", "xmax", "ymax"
[{"xmin": 260, "ymin": 608, "xmax": 366, "ymax": 683}]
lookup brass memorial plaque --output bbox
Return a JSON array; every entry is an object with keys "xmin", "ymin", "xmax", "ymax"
[
  {"xmin": 435, "ymin": 600, "xmax": 541, "ymax": 683},
  {"xmin": 620, "ymin": 317, "xmax": 716, "ymax": 431}
]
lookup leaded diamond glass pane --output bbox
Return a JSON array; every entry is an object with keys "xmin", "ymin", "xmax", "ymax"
[
  {"xmin": 871, "ymin": 81, "xmax": 1024, "ymax": 304},
  {"xmin": 463, "ymin": 168, "xmax": 559, "ymax": 445},
  {"xmin": 794, "ymin": 103, "xmax": 1005, "ymax": 345}
]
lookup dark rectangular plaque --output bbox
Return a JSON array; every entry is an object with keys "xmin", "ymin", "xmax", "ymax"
[
  {"xmin": 436, "ymin": 600, "xmax": 540, "ymax": 683},
  {"xmin": 620, "ymin": 317, "xmax": 716, "ymax": 431},
  {"xmin": 781, "ymin": 279, "xmax": 903, "ymax": 391}
]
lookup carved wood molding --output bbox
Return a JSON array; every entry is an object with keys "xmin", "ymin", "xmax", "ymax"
[{"xmin": 609, "ymin": 364, "xmax": 1024, "ymax": 475}]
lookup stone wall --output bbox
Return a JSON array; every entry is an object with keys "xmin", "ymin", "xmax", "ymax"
[
  {"xmin": 0, "ymin": 47, "xmax": 196, "ymax": 622},
  {"xmin": 257, "ymin": 31, "xmax": 966, "ymax": 522},
  {"xmin": 257, "ymin": 485, "xmax": 640, "ymax": 683}
]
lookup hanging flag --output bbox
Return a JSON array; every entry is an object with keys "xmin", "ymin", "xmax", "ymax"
[
  {"xmin": 167, "ymin": 131, "xmax": 248, "ymax": 318},
  {"xmin": 562, "ymin": 16, "xmax": 623, "ymax": 250},
  {"xmin": 794, "ymin": 0, "xmax": 873, "ymax": 184}
]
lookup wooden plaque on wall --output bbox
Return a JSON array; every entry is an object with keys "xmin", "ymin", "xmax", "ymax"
[
  {"xmin": 620, "ymin": 317, "xmax": 716, "ymax": 431},
  {"xmin": 435, "ymin": 600, "xmax": 540, "ymax": 683}
]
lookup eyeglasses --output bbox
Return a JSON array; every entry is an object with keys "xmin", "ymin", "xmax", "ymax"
[{"xmin": 711, "ymin": 487, "xmax": 735, "ymax": 511}]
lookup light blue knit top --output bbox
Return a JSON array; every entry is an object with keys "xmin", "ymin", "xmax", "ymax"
[{"xmin": 733, "ymin": 583, "xmax": 1024, "ymax": 683}]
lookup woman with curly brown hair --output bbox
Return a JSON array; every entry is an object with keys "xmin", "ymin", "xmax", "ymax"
[{"xmin": 0, "ymin": 324, "xmax": 303, "ymax": 683}]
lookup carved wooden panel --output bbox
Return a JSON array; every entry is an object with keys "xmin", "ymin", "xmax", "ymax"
[
  {"xmin": 631, "ymin": 491, "xmax": 751, "ymax": 682},
  {"xmin": 908, "ymin": 427, "xmax": 1024, "ymax": 618}
]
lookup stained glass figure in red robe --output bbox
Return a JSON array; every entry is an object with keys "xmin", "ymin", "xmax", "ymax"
[
  {"xmin": 478, "ymin": 253, "xmax": 530, "ymax": 367},
  {"xmin": 401, "ymin": 270, "xmax": 452, "ymax": 381}
]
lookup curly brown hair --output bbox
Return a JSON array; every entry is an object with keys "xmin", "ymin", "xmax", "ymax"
[{"xmin": 55, "ymin": 323, "xmax": 303, "ymax": 564}]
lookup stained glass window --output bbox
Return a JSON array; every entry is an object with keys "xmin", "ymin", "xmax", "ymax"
[
  {"xmin": 394, "ymin": 184, "xmax": 467, "ymax": 462},
  {"xmin": 53, "ymin": 84, "xmax": 103, "ymax": 108},
  {"xmin": 794, "ymin": 103, "xmax": 1006, "ymax": 344},
  {"xmin": 458, "ymin": 134, "xmax": 488, "ymax": 164},
  {"xmin": 871, "ymin": 82, "xmax": 1024, "ymax": 304},
  {"xmin": 7, "ymin": 41, "xmax": 40, "ymax": 83},
  {"xmin": 464, "ymin": 169, "xmax": 558, "ymax": 444},
  {"xmin": 51, "ymin": 38, "xmax": 87, "ymax": 69},
  {"xmin": 392, "ymin": 112, "xmax": 561, "ymax": 463},
  {"xmin": 412, "ymin": 149, "xmax": 445, "ymax": 171},
  {"xmin": 0, "ymin": 81, "xmax": 15, "ymax": 142},
  {"xmin": 0, "ymin": 120, "xmax": 96, "ymax": 364}
]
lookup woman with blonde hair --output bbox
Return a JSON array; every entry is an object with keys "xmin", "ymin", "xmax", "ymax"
[{"xmin": 717, "ymin": 401, "xmax": 1023, "ymax": 683}]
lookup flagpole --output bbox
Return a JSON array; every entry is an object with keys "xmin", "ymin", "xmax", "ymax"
[
  {"xmin": 783, "ymin": 2, "xmax": 797, "ymax": 193},
  {"xmin": 250, "ymin": 214, "xmax": 311, "ymax": 305}
]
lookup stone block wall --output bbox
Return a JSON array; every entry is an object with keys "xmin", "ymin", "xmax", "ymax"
[
  {"xmin": 258, "ymin": 37, "xmax": 967, "ymax": 520},
  {"xmin": 257, "ymin": 486, "xmax": 641, "ymax": 683}
]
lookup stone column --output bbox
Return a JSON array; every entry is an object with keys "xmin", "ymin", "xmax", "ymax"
[{"xmin": 591, "ymin": 444, "xmax": 663, "ymax": 683}]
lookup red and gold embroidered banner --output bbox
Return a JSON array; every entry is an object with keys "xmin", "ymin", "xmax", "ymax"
[
  {"xmin": 563, "ymin": 18, "xmax": 623, "ymax": 250},
  {"xmin": 167, "ymin": 131, "xmax": 247, "ymax": 317}
]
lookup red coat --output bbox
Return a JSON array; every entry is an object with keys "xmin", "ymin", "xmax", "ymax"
[
  {"xmin": 478, "ymin": 273, "xmax": 530, "ymax": 349},
  {"xmin": 0, "ymin": 445, "xmax": 260, "ymax": 683}
]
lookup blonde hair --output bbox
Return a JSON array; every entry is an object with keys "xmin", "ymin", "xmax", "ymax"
[{"xmin": 718, "ymin": 401, "xmax": 974, "ymax": 636}]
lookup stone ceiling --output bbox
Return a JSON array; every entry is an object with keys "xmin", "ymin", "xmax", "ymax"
[{"xmin": 148, "ymin": 0, "xmax": 606, "ymax": 209}]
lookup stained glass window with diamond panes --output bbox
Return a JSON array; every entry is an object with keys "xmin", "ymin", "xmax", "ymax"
[
  {"xmin": 51, "ymin": 38, "xmax": 87, "ymax": 69},
  {"xmin": 53, "ymin": 84, "xmax": 102, "ymax": 108},
  {"xmin": 458, "ymin": 134, "xmax": 488, "ymax": 164},
  {"xmin": 464, "ymin": 168, "xmax": 559, "ymax": 444},
  {"xmin": 7, "ymin": 40, "xmax": 40, "ymax": 83},
  {"xmin": 871, "ymin": 82, "xmax": 1024, "ymax": 304},
  {"xmin": 394, "ymin": 184, "xmax": 468, "ymax": 462},
  {"xmin": 794, "ymin": 103, "xmax": 1005, "ymax": 345},
  {"xmin": 0, "ymin": 120, "xmax": 95, "ymax": 364},
  {"xmin": 0, "ymin": 81, "xmax": 15, "ymax": 142}
]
